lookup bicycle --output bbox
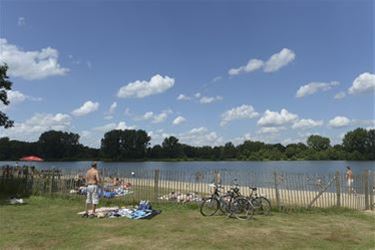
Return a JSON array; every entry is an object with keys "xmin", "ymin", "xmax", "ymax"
[
  {"xmin": 200, "ymin": 184, "xmax": 253, "ymax": 220},
  {"xmin": 246, "ymin": 186, "xmax": 272, "ymax": 215},
  {"xmin": 229, "ymin": 179, "xmax": 271, "ymax": 216}
]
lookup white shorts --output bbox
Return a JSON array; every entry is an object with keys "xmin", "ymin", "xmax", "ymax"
[
  {"xmin": 347, "ymin": 179, "xmax": 353, "ymax": 187},
  {"xmin": 86, "ymin": 184, "xmax": 99, "ymax": 205}
]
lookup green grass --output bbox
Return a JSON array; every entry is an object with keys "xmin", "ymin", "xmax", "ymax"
[{"xmin": 0, "ymin": 196, "xmax": 374, "ymax": 250}]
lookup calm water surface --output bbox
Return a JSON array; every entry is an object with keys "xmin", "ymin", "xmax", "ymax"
[{"xmin": 1, "ymin": 161, "xmax": 374, "ymax": 175}]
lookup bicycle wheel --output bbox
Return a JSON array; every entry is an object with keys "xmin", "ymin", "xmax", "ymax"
[
  {"xmin": 230, "ymin": 197, "xmax": 253, "ymax": 220},
  {"xmin": 200, "ymin": 198, "xmax": 220, "ymax": 216},
  {"xmin": 251, "ymin": 197, "xmax": 271, "ymax": 215},
  {"xmin": 219, "ymin": 194, "xmax": 232, "ymax": 214}
]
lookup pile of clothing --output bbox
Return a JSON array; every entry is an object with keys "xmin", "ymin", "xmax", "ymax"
[
  {"xmin": 78, "ymin": 201, "xmax": 161, "ymax": 220},
  {"xmin": 70, "ymin": 186, "xmax": 133, "ymax": 198},
  {"xmin": 158, "ymin": 192, "xmax": 202, "ymax": 203}
]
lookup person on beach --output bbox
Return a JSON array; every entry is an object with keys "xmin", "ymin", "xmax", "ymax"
[
  {"xmin": 83, "ymin": 162, "xmax": 100, "ymax": 217},
  {"xmin": 346, "ymin": 166, "xmax": 354, "ymax": 194}
]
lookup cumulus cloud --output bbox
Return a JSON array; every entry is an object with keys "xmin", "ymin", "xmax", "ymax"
[
  {"xmin": 172, "ymin": 116, "xmax": 186, "ymax": 125},
  {"xmin": 257, "ymin": 109, "xmax": 298, "ymax": 127},
  {"xmin": 94, "ymin": 121, "xmax": 135, "ymax": 132},
  {"xmin": 72, "ymin": 101, "xmax": 99, "ymax": 117},
  {"xmin": 199, "ymin": 96, "xmax": 223, "ymax": 104},
  {"xmin": 228, "ymin": 59, "xmax": 264, "ymax": 76},
  {"xmin": 117, "ymin": 74, "xmax": 175, "ymax": 98},
  {"xmin": 0, "ymin": 38, "xmax": 69, "ymax": 80},
  {"xmin": 348, "ymin": 72, "xmax": 375, "ymax": 95},
  {"xmin": 328, "ymin": 116, "xmax": 351, "ymax": 128},
  {"xmin": 257, "ymin": 127, "xmax": 285, "ymax": 134},
  {"xmin": 178, "ymin": 127, "xmax": 223, "ymax": 146},
  {"xmin": 296, "ymin": 81, "xmax": 339, "ymax": 98},
  {"xmin": 263, "ymin": 48, "xmax": 296, "ymax": 73},
  {"xmin": 177, "ymin": 94, "xmax": 191, "ymax": 101},
  {"xmin": 228, "ymin": 48, "xmax": 295, "ymax": 76},
  {"xmin": 139, "ymin": 110, "xmax": 172, "ymax": 124},
  {"xmin": 292, "ymin": 119, "xmax": 323, "ymax": 129},
  {"xmin": 220, "ymin": 105, "xmax": 259, "ymax": 126},
  {"xmin": 108, "ymin": 102, "xmax": 117, "ymax": 114},
  {"xmin": 0, "ymin": 113, "xmax": 71, "ymax": 141},
  {"xmin": 0, "ymin": 90, "xmax": 42, "ymax": 111},
  {"xmin": 334, "ymin": 91, "xmax": 346, "ymax": 100}
]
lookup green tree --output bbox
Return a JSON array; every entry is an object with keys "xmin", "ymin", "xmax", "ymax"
[
  {"xmin": 307, "ymin": 135, "xmax": 331, "ymax": 151},
  {"xmin": 0, "ymin": 64, "xmax": 14, "ymax": 128},
  {"xmin": 100, "ymin": 129, "xmax": 150, "ymax": 160},
  {"xmin": 162, "ymin": 136, "xmax": 184, "ymax": 158},
  {"xmin": 342, "ymin": 128, "xmax": 368, "ymax": 153},
  {"xmin": 38, "ymin": 131, "xmax": 80, "ymax": 159},
  {"xmin": 223, "ymin": 142, "xmax": 237, "ymax": 159}
]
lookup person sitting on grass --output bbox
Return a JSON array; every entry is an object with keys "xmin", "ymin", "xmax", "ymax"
[{"xmin": 83, "ymin": 162, "xmax": 100, "ymax": 218}]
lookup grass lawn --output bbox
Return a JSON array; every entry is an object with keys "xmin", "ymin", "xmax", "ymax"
[{"xmin": 0, "ymin": 196, "xmax": 374, "ymax": 250}]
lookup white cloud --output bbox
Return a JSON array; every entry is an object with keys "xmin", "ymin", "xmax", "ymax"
[
  {"xmin": 194, "ymin": 92, "xmax": 201, "ymax": 98},
  {"xmin": 296, "ymin": 81, "xmax": 339, "ymax": 98},
  {"xmin": 7, "ymin": 90, "xmax": 27, "ymax": 104},
  {"xmin": 292, "ymin": 119, "xmax": 323, "ymax": 129},
  {"xmin": 199, "ymin": 95, "xmax": 223, "ymax": 104},
  {"xmin": 220, "ymin": 105, "xmax": 259, "ymax": 126},
  {"xmin": 139, "ymin": 110, "xmax": 172, "ymax": 124},
  {"xmin": 108, "ymin": 102, "xmax": 117, "ymax": 115},
  {"xmin": 0, "ymin": 90, "xmax": 42, "ymax": 111},
  {"xmin": 72, "ymin": 101, "xmax": 99, "ymax": 117},
  {"xmin": 334, "ymin": 91, "xmax": 346, "ymax": 100},
  {"xmin": 263, "ymin": 48, "xmax": 296, "ymax": 73},
  {"xmin": 228, "ymin": 48, "xmax": 295, "ymax": 76},
  {"xmin": 94, "ymin": 121, "xmax": 135, "ymax": 132},
  {"xmin": 328, "ymin": 116, "xmax": 351, "ymax": 128},
  {"xmin": 117, "ymin": 74, "xmax": 175, "ymax": 98},
  {"xmin": 257, "ymin": 127, "xmax": 285, "ymax": 134},
  {"xmin": 348, "ymin": 72, "xmax": 375, "ymax": 95},
  {"xmin": 257, "ymin": 109, "xmax": 298, "ymax": 127},
  {"xmin": 18, "ymin": 17, "xmax": 26, "ymax": 26},
  {"xmin": 177, "ymin": 94, "xmax": 191, "ymax": 101},
  {"xmin": 228, "ymin": 59, "xmax": 264, "ymax": 76},
  {"xmin": 103, "ymin": 102, "xmax": 117, "ymax": 120},
  {"xmin": 0, "ymin": 38, "xmax": 69, "ymax": 80},
  {"xmin": 172, "ymin": 116, "xmax": 186, "ymax": 125},
  {"xmin": 0, "ymin": 113, "xmax": 71, "ymax": 141},
  {"xmin": 178, "ymin": 127, "xmax": 223, "ymax": 146}
]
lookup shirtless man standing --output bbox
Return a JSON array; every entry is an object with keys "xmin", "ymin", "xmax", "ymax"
[
  {"xmin": 83, "ymin": 162, "xmax": 100, "ymax": 217},
  {"xmin": 346, "ymin": 166, "xmax": 354, "ymax": 194}
]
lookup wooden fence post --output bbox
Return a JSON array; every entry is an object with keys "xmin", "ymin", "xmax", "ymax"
[
  {"xmin": 274, "ymin": 172, "xmax": 280, "ymax": 209},
  {"xmin": 335, "ymin": 171, "xmax": 341, "ymax": 207},
  {"xmin": 370, "ymin": 170, "xmax": 374, "ymax": 210},
  {"xmin": 154, "ymin": 169, "xmax": 160, "ymax": 202},
  {"xmin": 364, "ymin": 170, "xmax": 369, "ymax": 210}
]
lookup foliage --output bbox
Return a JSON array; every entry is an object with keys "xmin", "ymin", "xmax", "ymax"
[
  {"xmin": 0, "ymin": 128, "xmax": 373, "ymax": 161},
  {"xmin": 0, "ymin": 64, "xmax": 14, "ymax": 128}
]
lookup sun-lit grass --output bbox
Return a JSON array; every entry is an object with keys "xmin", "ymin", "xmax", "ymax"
[{"xmin": 0, "ymin": 196, "xmax": 374, "ymax": 250}]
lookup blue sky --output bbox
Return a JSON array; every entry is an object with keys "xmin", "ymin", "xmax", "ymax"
[{"xmin": 0, "ymin": 0, "xmax": 374, "ymax": 148}]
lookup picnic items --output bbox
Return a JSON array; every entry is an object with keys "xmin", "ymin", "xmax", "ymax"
[
  {"xmin": 158, "ymin": 192, "xmax": 202, "ymax": 203},
  {"xmin": 78, "ymin": 201, "xmax": 161, "ymax": 220}
]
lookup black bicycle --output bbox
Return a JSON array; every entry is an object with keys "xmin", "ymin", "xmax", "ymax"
[
  {"xmin": 200, "ymin": 184, "xmax": 253, "ymax": 220},
  {"xmin": 246, "ymin": 186, "xmax": 272, "ymax": 215},
  {"xmin": 229, "ymin": 179, "xmax": 271, "ymax": 216}
]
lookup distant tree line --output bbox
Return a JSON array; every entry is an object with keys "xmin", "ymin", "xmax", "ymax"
[{"xmin": 0, "ymin": 128, "xmax": 373, "ymax": 161}]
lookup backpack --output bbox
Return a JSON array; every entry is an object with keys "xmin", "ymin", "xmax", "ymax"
[{"xmin": 138, "ymin": 200, "xmax": 152, "ymax": 210}]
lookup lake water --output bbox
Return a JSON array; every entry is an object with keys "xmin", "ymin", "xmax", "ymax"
[
  {"xmin": 2, "ymin": 161, "xmax": 374, "ymax": 193},
  {"xmin": 2, "ymin": 160, "xmax": 374, "ymax": 175}
]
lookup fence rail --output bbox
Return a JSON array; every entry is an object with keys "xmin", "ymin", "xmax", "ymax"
[{"xmin": 1, "ymin": 166, "xmax": 374, "ymax": 210}]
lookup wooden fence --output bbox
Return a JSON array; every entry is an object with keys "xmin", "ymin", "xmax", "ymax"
[{"xmin": 1, "ymin": 167, "xmax": 374, "ymax": 210}]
